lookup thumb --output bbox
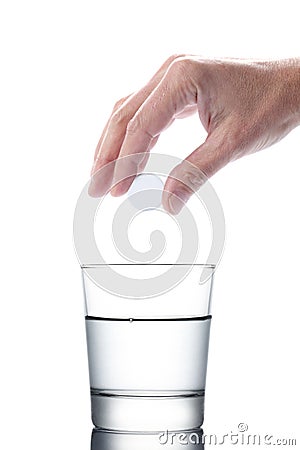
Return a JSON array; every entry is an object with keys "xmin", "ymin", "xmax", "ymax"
[{"xmin": 162, "ymin": 132, "xmax": 230, "ymax": 215}]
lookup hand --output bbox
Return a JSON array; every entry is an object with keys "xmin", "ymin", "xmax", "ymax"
[{"xmin": 89, "ymin": 55, "xmax": 300, "ymax": 214}]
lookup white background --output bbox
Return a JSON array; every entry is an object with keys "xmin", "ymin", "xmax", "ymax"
[{"xmin": 1, "ymin": 1, "xmax": 299, "ymax": 448}]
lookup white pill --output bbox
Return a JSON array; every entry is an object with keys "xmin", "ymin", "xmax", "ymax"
[{"xmin": 127, "ymin": 173, "xmax": 164, "ymax": 210}]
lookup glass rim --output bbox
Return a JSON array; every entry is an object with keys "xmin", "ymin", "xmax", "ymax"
[{"xmin": 81, "ymin": 263, "xmax": 216, "ymax": 269}]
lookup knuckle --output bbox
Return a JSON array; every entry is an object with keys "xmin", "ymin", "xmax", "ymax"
[
  {"xmin": 126, "ymin": 116, "xmax": 141, "ymax": 135},
  {"xmin": 111, "ymin": 106, "xmax": 127, "ymax": 127},
  {"xmin": 168, "ymin": 58, "xmax": 186, "ymax": 76},
  {"xmin": 168, "ymin": 56, "xmax": 196, "ymax": 77},
  {"xmin": 183, "ymin": 168, "xmax": 205, "ymax": 191},
  {"xmin": 126, "ymin": 114, "xmax": 152, "ymax": 140},
  {"xmin": 95, "ymin": 153, "xmax": 115, "ymax": 166},
  {"xmin": 172, "ymin": 162, "xmax": 205, "ymax": 192},
  {"xmin": 166, "ymin": 53, "xmax": 187, "ymax": 65}
]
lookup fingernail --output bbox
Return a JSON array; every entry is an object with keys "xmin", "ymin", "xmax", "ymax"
[{"xmin": 167, "ymin": 190, "xmax": 189, "ymax": 215}]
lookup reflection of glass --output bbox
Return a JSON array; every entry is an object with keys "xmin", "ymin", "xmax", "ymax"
[
  {"xmin": 91, "ymin": 428, "xmax": 205, "ymax": 450},
  {"xmin": 82, "ymin": 264, "xmax": 214, "ymax": 432}
]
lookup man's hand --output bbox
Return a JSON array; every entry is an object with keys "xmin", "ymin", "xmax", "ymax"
[{"xmin": 89, "ymin": 55, "xmax": 300, "ymax": 214}]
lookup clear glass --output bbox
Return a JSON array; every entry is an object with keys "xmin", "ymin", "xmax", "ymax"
[
  {"xmin": 91, "ymin": 428, "xmax": 205, "ymax": 449},
  {"xmin": 82, "ymin": 264, "xmax": 214, "ymax": 432}
]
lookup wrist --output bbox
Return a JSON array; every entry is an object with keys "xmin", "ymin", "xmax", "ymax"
[{"xmin": 278, "ymin": 59, "xmax": 300, "ymax": 127}]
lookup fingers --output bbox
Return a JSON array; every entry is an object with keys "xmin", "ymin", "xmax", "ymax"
[
  {"xmin": 110, "ymin": 58, "xmax": 198, "ymax": 196},
  {"xmin": 89, "ymin": 55, "xmax": 185, "ymax": 197},
  {"xmin": 91, "ymin": 95, "xmax": 131, "ymax": 170},
  {"xmin": 162, "ymin": 127, "xmax": 231, "ymax": 215}
]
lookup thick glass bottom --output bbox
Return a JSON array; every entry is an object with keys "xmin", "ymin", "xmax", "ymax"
[
  {"xmin": 90, "ymin": 389, "xmax": 205, "ymax": 432},
  {"xmin": 91, "ymin": 427, "xmax": 205, "ymax": 449}
]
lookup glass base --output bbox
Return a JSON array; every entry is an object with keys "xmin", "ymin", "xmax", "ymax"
[
  {"xmin": 91, "ymin": 428, "xmax": 205, "ymax": 449},
  {"xmin": 90, "ymin": 390, "xmax": 205, "ymax": 432}
]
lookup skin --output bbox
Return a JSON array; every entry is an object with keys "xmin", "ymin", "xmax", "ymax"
[{"xmin": 89, "ymin": 55, "xmax": 300, "ymax": 214}]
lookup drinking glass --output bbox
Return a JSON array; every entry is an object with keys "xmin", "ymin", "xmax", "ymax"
[
  {"xmin": 91, "ymin": 428, "xmax": 205, "ymax": 449},
  {"xmin": 82, "ymin": 263, "xmax": 214, "ymax": 432}
]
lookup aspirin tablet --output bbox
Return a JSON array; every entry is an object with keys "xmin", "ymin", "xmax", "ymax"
[{"xmin": 127, "ymin": 173, "xmax": 164, "ymax": 210}]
